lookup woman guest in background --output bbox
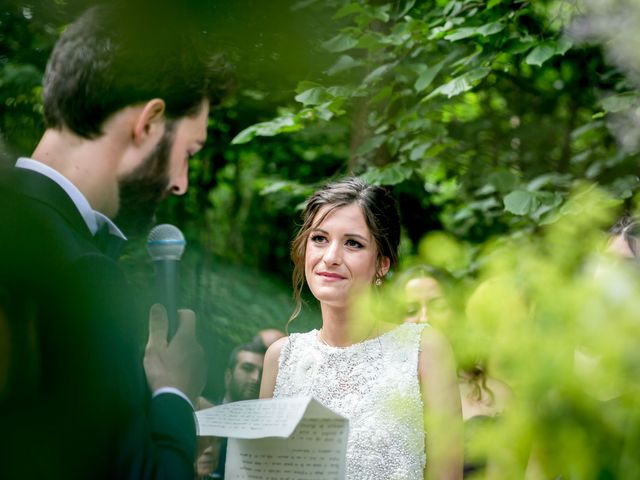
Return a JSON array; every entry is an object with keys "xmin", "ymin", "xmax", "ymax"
[
  {"xmin": 260, "ymin": 177, "xmax": 463, "ymax": 480},
  {"xmin": 400, "ymin": 267, "xmax": 511, "ymax": 477},
  {"xmin": 398, "ymin": 264, "xmax": 452, "ymax": 325}
]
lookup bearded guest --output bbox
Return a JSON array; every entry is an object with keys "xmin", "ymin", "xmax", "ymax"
[
  {"xmin": 0, "ymin": 4, "xmax": 233, "ymax": 480},
  {"xmin": 194, "ymin": 342, "xmax": 266, "ymax": 479}
]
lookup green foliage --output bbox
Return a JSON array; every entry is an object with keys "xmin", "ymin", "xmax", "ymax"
[
  {"xmin": 235, "ymin": 0, "xmax": 639, "ymax": 244},
  {"xmin": 386, "ymin": 187, "xmax": 639, "ymax": 478}
]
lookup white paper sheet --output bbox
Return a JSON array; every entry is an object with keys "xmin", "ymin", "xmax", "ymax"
[{"xmin": 196, "ymin": 396, "xmax": 348, "ymax": 480}]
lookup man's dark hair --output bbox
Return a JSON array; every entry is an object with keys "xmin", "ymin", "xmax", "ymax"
[
  {"xmin": 43, "ymin": 4, "xmax": 233, "ymax": 138},
  {"xmin": 226, "ymin": 341, "xmax": 267, "ymax": 372}
]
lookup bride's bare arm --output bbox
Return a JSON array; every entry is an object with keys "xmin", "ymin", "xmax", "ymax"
[{"xmin": 259, "ymin": 336, "xmax": 287, "ymax": 398}]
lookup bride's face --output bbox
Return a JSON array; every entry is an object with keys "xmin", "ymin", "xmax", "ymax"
[{"xmin": 304, "ymin": 203, "xmax": 388, "ymax": 308}]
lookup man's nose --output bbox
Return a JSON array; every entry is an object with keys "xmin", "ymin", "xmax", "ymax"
[
  {"xmin": 170, "ymin": 165, "xmax": 189, "ymax": 196},
  {"xmin": 418, "ymin": 305, "xmax": 429, "ymax": 323},
  {"xmin": 250, "ymin": 369, "xmax": 261, "ymax": 382}
]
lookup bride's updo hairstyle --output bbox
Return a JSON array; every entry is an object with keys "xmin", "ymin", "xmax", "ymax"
[{"xmin": 289, "ymin": 177, "xmax": 401, "ymax": 321}]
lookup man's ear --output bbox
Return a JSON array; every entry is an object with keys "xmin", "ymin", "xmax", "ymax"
[{"xmin": 132, "ymin": 98, "xmax": 165, "ymax": 145}]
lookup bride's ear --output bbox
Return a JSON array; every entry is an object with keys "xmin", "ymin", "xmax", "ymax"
[{"xmin": 378, "ymin": 256, "xmax": 391, "ymax": 277}]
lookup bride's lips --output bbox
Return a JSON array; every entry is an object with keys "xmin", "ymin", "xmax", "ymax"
[{"xmin": 317, "ymin": 271, "xmax": 346, "ymax": 280}]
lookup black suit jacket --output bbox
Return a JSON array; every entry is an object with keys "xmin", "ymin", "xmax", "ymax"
[{"xmin": 0, "ymin": 167, "xmax": 196, "ymax": 480}]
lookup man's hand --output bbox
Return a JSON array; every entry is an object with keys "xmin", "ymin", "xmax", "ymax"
[{"xmin": 144, "ymin": 304, "xmax": 206, "ymax": 405}]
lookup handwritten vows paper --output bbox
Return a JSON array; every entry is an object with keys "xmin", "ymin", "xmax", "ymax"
[{"xmin": 196, "ymin": 397, "xmax": 348, "ymax": 479}]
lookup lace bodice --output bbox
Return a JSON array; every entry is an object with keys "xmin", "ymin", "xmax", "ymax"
[{"xmin": 274, "ymin": 323, "xmax": 427, "ymax": 480}]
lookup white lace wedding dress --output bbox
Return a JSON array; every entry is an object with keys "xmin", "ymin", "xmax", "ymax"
[{"xmin": 273, "ymin": 323, "xmax": 427, "ymax": 480}]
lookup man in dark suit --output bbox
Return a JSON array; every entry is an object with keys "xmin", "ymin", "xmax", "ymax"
[{"xmin": 0, "ymin": 5, "xmax": 231, "ymax": 479}]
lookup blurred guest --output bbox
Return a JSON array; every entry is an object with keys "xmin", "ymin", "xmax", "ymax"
[
  {"xmin": 398, "ymin": 265, "xmax": 452, "ymax": 325},
  {"xmin": 459, "ymin": 362, "xmax": 512, "ymax": 478},
  {"xmin": 197, "ymin": 342, "xmax": 266, "ymax": 479},
  {"xmin": 607, "ymin": 214, "xmax": 639, "ymax": 259},
  {"xmin": 253, "ymin": 328, "xmax": 285, "ymax": 349},
  {"xmin": 224, "ymin": 342, "xmax": 266, "ymax": 403}
]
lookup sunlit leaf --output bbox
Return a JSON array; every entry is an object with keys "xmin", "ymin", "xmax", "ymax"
[
  {"xmin": 334, "ymin": 3, "xmax": 363, "ymax": 19},
  {"xmin": 356, "ymin": 135, "xmax": 386, "ymax": 156},
  {"xmin": 326, "ymin": 55, "xmax": 361, "ymax": 76},
  {"xmin": 414, "ymin": 60, "xmax": 444, "ymax": 92},
  {"xmin": 363, "ymin": 62, "xmax": 397, "ymax": 84},
  {"xmin": 504, "ymin": 190, "xmax": 540, "ymax": 215},
  {"xmin": 322, "ymin": 33, "xmax": 359, "ymax": 52},
  {"xmin": 525, "ymin": 43, "xmax": 556, "ymax": 66},
  {"xmin": 294, "ymin": 87, "xmax": 332, "ymax": 106},
  {"xmin": 426, "ymin": 67, "xmax": 491, "ymax": 99},
  {"xmin": 444, "ymin": 22, "xmax": 505, "ymax": 41}
]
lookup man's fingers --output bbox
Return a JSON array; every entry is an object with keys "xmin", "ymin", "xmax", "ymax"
[
  {"xmin": 174, "ymin": 309, "xmax": 196, "ymax": 338},
  {"xmin": 148, "ymin": 303, "xmax": 169, "ymax": 346}
]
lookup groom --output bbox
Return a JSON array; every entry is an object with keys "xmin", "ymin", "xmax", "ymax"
[{"xmin": 0, "ymin": 5, "xmax": 231, "ymax": 479}]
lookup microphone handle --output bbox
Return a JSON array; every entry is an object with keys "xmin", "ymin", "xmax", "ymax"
[{"xmin": 153, "ymin": 259, "xmax": 179, "ymax": 340}]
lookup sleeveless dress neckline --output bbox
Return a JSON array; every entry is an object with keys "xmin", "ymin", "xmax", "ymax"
[{"xmin": 275, "ymin": 322, "xmax": 428, "ymax": 480}]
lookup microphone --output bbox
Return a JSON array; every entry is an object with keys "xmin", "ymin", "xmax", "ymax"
[{"xmin": 146, "ymin": 224, "xmax": 186, "ymax": 340}]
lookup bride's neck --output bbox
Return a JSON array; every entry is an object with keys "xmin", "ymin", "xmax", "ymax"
[{"xmin": 319, "ymin": 303, "xmax": 376, "ymax": 347}]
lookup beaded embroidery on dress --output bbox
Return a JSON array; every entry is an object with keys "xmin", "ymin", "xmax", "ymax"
[{"xmin": 274, "ymin": 322, "xmax": 427, "ymax": 480}]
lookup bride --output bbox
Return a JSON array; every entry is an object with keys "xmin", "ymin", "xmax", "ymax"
[{"xmin": 260, "ymin": 177, "xmax": 463, "ymax": 480}]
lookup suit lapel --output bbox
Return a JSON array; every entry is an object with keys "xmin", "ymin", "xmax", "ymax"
[{"xmin": 12, "ymin": 167, "xmax": 94, "ymax": 242}]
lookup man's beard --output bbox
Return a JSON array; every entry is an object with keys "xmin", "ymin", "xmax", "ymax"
[
  {"xmin": 114, "ymin": 124, "xmax": 175, "ymax": 238},
  {"xmin": 229, "ymin": 379, "xmax": 260, "ymax": 402}
]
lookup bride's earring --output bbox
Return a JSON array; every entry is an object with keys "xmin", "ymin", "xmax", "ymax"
[{"xmin": 375, "ymin": 276, "xmax": 383, "ymax": 287}]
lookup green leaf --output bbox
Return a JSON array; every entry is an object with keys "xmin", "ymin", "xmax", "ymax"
[
  {"xmin": 326, "ymin": 85, "xmax": 353, "ymax": 97},
  {"xmin": 426, "ymin": 67, "xmax": 491, "ymax": 100},
  {"xmin": 361, "ymin": 163, "xmax": 413, "ymax": 185},
  {"xmin": 556, "ymin": 37, "xmax": 573, "ymax": 55},
  {"xmin": 396, "ymin": 0, "xmax": 416, "ymax": 18},
  {"xmin": 295, "ymin": 81, "xmax": 323, "ymax": 94},
  {"xmin": 371, "ymin": 85, "xmax": 393, "ymax": 104},
  {"xmin": 294, "ymin": 87, "xmax": 332, "ymax": 106},
  {"xmin": 326, "ymin": 55, "xmax": 360, "ymax": 76},
  {"xmin": 231, "ymin": 115, "xmax": 302, "ymax": 144},
  {"xmin": 370, "ymin": 5, "xmax": 391, "ymax": 23},
  {"xmin": 506, "ymin": 39, "xmax": 537, "ymax": 54},
  {"xmin": 444, "ymin": 22, "xmax": 505, "ymax": 41},
  {"xmin": 334, "ymin": 3, "xmax": 363, "ymax": 19},
  {"xmin": 414, "ymin": 60, "xmax": 444, "ymax": 92},
  {"xmin": 356, "ymin": 31, "xmax": 385, "ymax": 51},
  {"xmin": 478, "ymin": 21, "xmax": 506, "ymax": 36},
  {"xmin": 488, "ymin": 170, "xmax": 518, "ymax": 192},
  {"xmin": 504, "ymin": 190, "xmax": 540, "ymax": 215},
  {"xmin": 322, "ymin": 33, "xmax": 359, "ymax": 53},
  {"xmin": 363, "ymin": 62, "xmax": 397, "ymax": 84},
  {"xmin": 230, "ymin": 126, "xmax": 257, "ymax": 145},
  {"xmin": 444, "ymin": 28, "xmax": 477, "ymax": 42},
  {"xmin": 356, "ymin": 135, "xmax": 386, "ymax": 156},
  {"xmin": 525, "ymin": 43, "xmax": 556, "ymax": 67},
  {"xmin": 409, "ymin": 142, "xmax": 432, "ymax": 161}
]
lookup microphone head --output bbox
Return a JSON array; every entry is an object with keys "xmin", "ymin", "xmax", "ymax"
[{"xmin": 146, "ymin": 224, "xmax": 186, "ymax": 261}]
